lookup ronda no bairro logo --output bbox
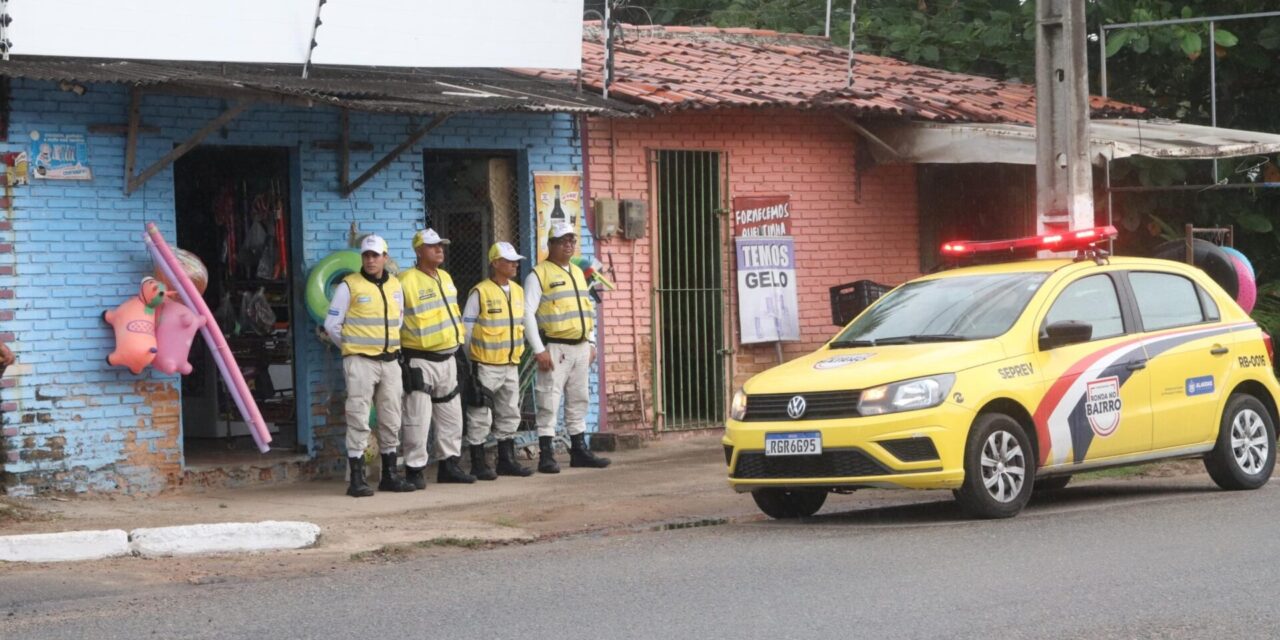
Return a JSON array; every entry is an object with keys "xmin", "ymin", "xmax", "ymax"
[{"xmin": 1085, "ymin": 376, "xmax": 1122, "ymax": 437}]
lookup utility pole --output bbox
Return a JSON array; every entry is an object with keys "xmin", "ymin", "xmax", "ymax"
[{"xmin": 1035, "ymin": 0, "xmax": 1093, "ymax": 234}]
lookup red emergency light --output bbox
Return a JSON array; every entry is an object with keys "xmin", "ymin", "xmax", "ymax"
[{"xmin": 941, "ymin": 225, "xmax": 1118, "ymax": 257}]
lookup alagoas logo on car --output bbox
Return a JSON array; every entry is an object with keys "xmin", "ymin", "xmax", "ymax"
[
  {"xmin": 1085, "ymin": 376, "xmax": 1122, "ymax": 437},
  {"xmin": 813, "ymin": 354, "xmax": 875, "ymax": 370}
]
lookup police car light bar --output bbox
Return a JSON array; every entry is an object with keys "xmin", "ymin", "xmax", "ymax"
[{"xmin": 941, "ymin": 225, "xmax": 1118, "ymax": 256}]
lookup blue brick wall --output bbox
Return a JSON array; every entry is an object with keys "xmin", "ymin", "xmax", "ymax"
[{"xmin": 0, "ymin": 79, "xmax": 597, "ymax": 496}]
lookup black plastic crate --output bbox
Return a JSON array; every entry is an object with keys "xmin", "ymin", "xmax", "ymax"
[{"xmin": 829, "ymin": 280, "xmax": 890, "ymax": 326}]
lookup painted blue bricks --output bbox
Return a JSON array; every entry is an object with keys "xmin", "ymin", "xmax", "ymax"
[{"xmin": 0, "ymin": 79, "xmax": 598, "ymax": 496}]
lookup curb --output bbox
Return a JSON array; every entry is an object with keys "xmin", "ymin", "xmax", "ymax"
[
  {"xmin": 0, "ymin": 521, "xmax": 320, "ymax": 563},
  {"xmin": 130, "ymin": 521, "xmax": 321, "ymax": 558},
  {"xmin": 0, "ymin": 529, "xmax": 130, "ymax": 563}
]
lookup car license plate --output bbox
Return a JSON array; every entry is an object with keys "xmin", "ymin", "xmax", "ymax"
[{"xmin": 764, "ymin": 432, "xmax": 822, "ymax": 457}]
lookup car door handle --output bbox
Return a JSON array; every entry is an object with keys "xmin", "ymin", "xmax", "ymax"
[
  {"xmin": 1210, "ymin": 346, "xmax": 1230, "ymax": 356},
  {"xmin": 1126, "ymin": 359, "xmax": 1147, "ymax": 371}
]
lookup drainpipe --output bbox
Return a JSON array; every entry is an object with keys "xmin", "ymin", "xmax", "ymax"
[{"xmin": 580, "ymin": 113, "xmax": 608, "ymax": 433}]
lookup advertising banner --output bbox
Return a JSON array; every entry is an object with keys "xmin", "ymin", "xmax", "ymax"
[
  {"xmin": 736, "ymin": 236, "xmax": 800, "ymax": 344},
  {"xmin": 732, "ymin": 195, "xmax": 791, "ymax": 238},
  {"xmin": 533, "ymin": 171, "xmax": 585, "ymax": 261}
]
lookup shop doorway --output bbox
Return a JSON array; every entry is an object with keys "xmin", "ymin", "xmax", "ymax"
[
  {"xmin": 174, "ymin": 146, "xmax": 299, "ymax": 461},
  {"xmin": 423, "ymin": 151, "xmax": 530, "ymax": 430},
  {"xmin": 652, "ymin": 150, "xmax": 729, "ymax": 431}
]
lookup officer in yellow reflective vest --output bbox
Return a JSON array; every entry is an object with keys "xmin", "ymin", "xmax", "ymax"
[
  {"xmin": 462, "ymin": 242, "xmax": 533, "ymax": 477},
  {"xmin": 524, "ymin": 222, "xmax": 610, "ymax": 473},
  {"xmin": 323, "ymin": 235, "xmax": 415, "ymax": 497},
  {"xmin": 398, "ymin": 228, "xmax": 475, "ymax": 487}
]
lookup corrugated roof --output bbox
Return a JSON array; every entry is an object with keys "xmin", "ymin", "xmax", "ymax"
[
  {"xmin": 517, "ymin": 23, "xmax": 1143, "ymax": 124},
  {"xmin": 0, "ymin": 58, "xmax": 636, "ymax": 116}
]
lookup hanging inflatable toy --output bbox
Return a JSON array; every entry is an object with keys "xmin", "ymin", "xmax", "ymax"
[
  {"xmin": 146, "ymin": 223, "xmax": 272, "ymax": 453},
  {"xmin": 153, "ymin": 299, "xmax": 207, "ymax": 375},
  {"xmin": 1231, "ymin": 256, "xmax": 1258, "ymax": 314},
  {"xmin": 1152, "ymin": 239, "xmax": 1240, "ymax": 299},
  {"xmin": 103, "ymin": 277, "xmax": 166, "ymax": 374},
  {"xmin": 1221, "ymin": 246, "xmax": 1255, "ymax": 281},
  {"xmin": 305, "ymin": 250, "xmax": 362, "ymax": 323},
  {"xmin": 154, "ymin": 247, "xmax": 209, "ymax": 296}
]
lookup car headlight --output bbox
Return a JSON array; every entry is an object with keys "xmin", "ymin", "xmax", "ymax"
[
  {"xmin": 730, "ymin": 389, "xmax": 748, "ymax": 421},
  {"xmin": 858, "ymin": 374, "xmax": 956, "ymax": 416}
]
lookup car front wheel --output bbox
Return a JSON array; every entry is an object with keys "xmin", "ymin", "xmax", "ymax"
[
  {"xmin": 954, "ymin": 412, "xmax": 1034, "ymax": 519},
  {"xmin": 1204, "ymin": 393, "xmax": 1276, "ymax": 491},
  {"xmin": 751, "ymin": 488, "xmax": 827, "ymax": 519}
]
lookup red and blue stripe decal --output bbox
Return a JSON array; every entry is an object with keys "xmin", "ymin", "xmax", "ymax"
[{"xmin": 1032, "ymin": 322, "xmax": 1255, "ymax": 467}]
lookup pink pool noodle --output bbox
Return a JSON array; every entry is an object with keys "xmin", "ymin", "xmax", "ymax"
[
  {"xmin": 1232, "ymin": 256, "xmax": 1257, "ymax": 314},
  {"xmin": 145, "ymin": 225, "xmax": 272, "ymax": 452}
]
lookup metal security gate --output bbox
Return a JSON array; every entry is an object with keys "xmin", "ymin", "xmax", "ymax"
[{"xmin": 652, "ymin": 150, "xmax": 730, "ymax": 431}]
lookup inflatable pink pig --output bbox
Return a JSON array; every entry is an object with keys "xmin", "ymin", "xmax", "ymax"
[
  {"xmin": 103, "ymin": 278, "xmax": 166, "ymax": 374},
  {"xmin": 153, "ymin": 299, "xmax": 206, "ymax": 375}
]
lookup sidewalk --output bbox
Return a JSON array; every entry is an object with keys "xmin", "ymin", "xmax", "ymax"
[{"xmin": 0, "ymin": 433, "xmax": 762, "ymax": 570}]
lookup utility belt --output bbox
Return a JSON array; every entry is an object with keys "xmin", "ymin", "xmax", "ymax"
[
  {"xmin": 402, "ymin": 347, "xmax": 456, "ymax": 363},
  {"xmin": 354, "ymin": 351, "xmax": 399, "ymax": 362},
  {"xmin": 402, "ymin": 350, "xmax": 460, "ymax": 403},
  {"xmin": 542, "ymin": 335, "xmax": 587, "ymax": 346}
]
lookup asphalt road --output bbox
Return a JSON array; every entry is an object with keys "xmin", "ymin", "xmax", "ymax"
[{"xmin": 4, "ymin": 476, "xmax": 1279, "ymax": 640}]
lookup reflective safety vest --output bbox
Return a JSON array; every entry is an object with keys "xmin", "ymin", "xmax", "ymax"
[
  {"xmin": 399, "ymin": 267, "xmax": 462, "ymax": 352},
  {"xmin": 469, "ymin": 279, "xmax": 525, "ymax": 365},
  {"xmin": 532, "ymin": 261, "xmax": 595, "ymax": 341},
  {"xmin": 340, "ymin": 272, "xmax": 402, "ymax": 358}
]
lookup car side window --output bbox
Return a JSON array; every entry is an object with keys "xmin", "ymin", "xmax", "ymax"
[
  {"xmin": 1130, "ymin": 272, "xmax": 1205, "ymax": 331},
  {"xmin": 1197, "ymin": 284, "xmax": 1220, "ymax": 322},
  {"xmin": 1043, "ymin": 274, "xmax": 1125, "ymax": 341}
]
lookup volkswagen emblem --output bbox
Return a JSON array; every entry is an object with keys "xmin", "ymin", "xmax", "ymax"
[{"xmin": 786, "ymin": 395, "xmax": 807, "ymax": 420}]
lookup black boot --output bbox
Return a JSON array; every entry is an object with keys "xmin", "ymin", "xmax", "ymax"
[
  {"xmin": 496, "ymin": 439, "xmax": 533, "ymax": 477},
  {"xmin": 378, "ymin": 452, "xmax": 416, "ymax": 492},
  {"xmin": 470, "ymin": 445, "xmax": 497, "ymax": 481},
  {"xmin": 436, "ymin": 456, "xmax": 477, "ymax": 484},
  {"xmin": 405, "ymin": 465, "xmax": 427, "ymax": 490},
  {"xmin": 346, "ymin": 456, "xmax": 374, "ymax": 498},
  {"xmin": 570, "ymin": 433, "xmax": 612, "ymax": 468},
  {"xmin": 538, "ymin": 436, "xmax": 561, "ymax": 474}
]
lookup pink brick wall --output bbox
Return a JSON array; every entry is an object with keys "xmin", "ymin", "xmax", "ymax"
[{"xmin": 588, "ymin": 110, "xmax": 921, "ymax": 434}]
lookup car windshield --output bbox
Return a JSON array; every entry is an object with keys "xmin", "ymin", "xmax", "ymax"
[{"xmin": 830, "ymin": 272, "xmax": 1048, "ymax": 346}]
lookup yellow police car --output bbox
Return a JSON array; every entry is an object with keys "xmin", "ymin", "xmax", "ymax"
[{"xmin": 724, "ymin": 227, "xmax": 1279, "ymax": 519}]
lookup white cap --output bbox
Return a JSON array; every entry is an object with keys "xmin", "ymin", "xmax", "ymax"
[
  {"xmin": 413, "ymin": 228, "xmax": 450, "ymax": 248},
  {"xmin": 548, "ymin": 221, "xmax": 576, "ymax": 240},
  {"xmin": 488, "ymin": 241, "xmax": 525, "ymax": 262},
  {"xmin": 359, "ymin": 234, "xmax": 389, "ymax": 255}
]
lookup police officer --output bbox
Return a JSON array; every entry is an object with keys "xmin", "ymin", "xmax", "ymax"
[
  {"xmin": 525, "ymin": 222, "xmax": 610, "ymax": 473},
  {"xmin": 399, "ymin": 229, "xmax": 475, "ymax": 487},
  {"xmin": 323, "ymin": 235, "xmax": 416, "ymax": 497},
  {"xmin": 462, "ymin": 242, "xmax": 534, "ymax": 478}
]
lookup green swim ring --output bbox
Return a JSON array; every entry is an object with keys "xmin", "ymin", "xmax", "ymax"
[{"xmin": 305, "ymin": 250, "xmax": 362, "ymax": 323}]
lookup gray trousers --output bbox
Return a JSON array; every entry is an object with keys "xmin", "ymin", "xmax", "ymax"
[
  {"xmin": 535, "ymin": 341, "xmax": 591, "ymax": 437},
  {"xmin": 465, "ymin": 363, "xmax": 521, "ymax": 445},
  {"xmin": 402, "ymin": 356, "xmax": 463, "ymax": 466},
  {"xmin": 343, "ymin": 356, "xmax": 403, "ymax": 457}
]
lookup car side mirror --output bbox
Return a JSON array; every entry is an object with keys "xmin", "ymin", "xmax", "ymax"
[{"xmin": 1040, "ymin": 321, "xmax": 1092, "ymax": 350}]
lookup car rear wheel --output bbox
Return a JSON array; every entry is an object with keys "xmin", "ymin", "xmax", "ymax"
[
  {"xmin": 954, "ymin": 413, "xmax": 1034, "ymax": 519},
  {"xmin": 1204, "ymin": 393, "xmax": 1275, "ymax": 490},
  {"xmin": 1033, "ymin": 475, "xmax": 1072, "ymax": 492},
  {"xmin": 751, "ymin": 488, "xmax": 827, "ymax": 519}
]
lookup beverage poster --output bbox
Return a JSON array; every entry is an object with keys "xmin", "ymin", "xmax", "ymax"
[{"xmin": 533, "ymin": 171, "xmax": 584, "ymax": 262}]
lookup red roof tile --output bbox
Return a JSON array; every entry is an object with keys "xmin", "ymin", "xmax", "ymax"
[{"xmin": 516, "ymin": 23, "xmax": 1142, "ymax": 124}]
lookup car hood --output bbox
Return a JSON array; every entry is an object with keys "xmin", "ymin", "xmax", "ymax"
[{"xmin": 743, "ymin": 341, "xmax": 1007, "ymax": 394}]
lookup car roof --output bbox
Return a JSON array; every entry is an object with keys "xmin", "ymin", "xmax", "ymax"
[{"xmin": 917, "ymin": 255, "xmax": 1197, "ymax": 281}]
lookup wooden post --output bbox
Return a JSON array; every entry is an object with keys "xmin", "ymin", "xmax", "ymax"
[
  {"xmin": 123, "ymin": 87, "xmax": 142, "ymax": 195},
  {"xmin": 340, "ymin": 115, "xmax": 448, "ymax": 197},
  {"xmin": 126, "ymin": 101, "xmax": 251, "ymax": 195}
]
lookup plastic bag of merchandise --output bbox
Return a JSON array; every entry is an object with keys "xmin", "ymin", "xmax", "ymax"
[{"xmin": 241, "ymin": 287, "xmax": 276, "ymax": 335}]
